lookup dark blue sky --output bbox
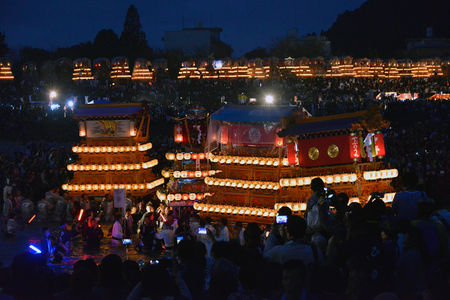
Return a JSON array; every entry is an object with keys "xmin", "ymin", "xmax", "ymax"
[{"xmin": 0, "ymin": 0, "xmax": 366, "ymax": 56}]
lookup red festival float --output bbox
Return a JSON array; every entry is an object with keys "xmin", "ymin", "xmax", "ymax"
[
  {"xmin": 195, "ymin": 105, "xmax": 397, "ymax": 224},
  {"xmin": 157, "ymin": 108, "xmax": 211, "ymax": 213}
]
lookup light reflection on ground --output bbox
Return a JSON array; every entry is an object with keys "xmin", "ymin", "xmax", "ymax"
[{"xmin": 0, "ymin": 222, "xmax": 157, "ymax": 274}]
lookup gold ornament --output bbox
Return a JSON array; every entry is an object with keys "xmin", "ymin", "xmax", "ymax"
[
  {"xmin": 308, "ymin": 147, "xmax": 319, "ymax": 160},
  {"xmin": 327, "ymin": 144, "xmax": 339, "ymax": 158}
]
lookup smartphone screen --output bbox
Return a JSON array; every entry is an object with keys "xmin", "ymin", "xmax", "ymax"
[
  {"xmin": 198, "ymin": 227, "xmax": 207, "ymax": 234},
  {"xmin": 276, "ymin": 215, "xmax": 287, "ymax": 224},
  {"xmin": 122, "ymin": 239, "xmax": 132, "ymax": 245},
  {"xmin": 177, "ymin": 236, "xmax": 184, "ymax": 244}
]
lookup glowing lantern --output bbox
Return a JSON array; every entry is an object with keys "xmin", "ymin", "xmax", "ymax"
[
  {"xmin": 174, "ymin": 125, "xmax": 184, "ymax": 143},
  {"xmin": 374, "ymin": 132, "xmax": 386, "ymax": 157},
  {"xmin": 275, "ymin": 134, "xmax": 284, "ymax": 147}
]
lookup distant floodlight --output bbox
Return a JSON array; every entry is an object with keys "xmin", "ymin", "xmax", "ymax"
[
  {"xmin": 265, "ymin": 94, "xmax": 274, "ymax": 104},
  {"xmin": 50, "ymin": 104, "xmax": 60, "ymax": 111},
  {"xmin": 49, "ymin": 91, "xmax": 57, "ymax": 99},
  {"xmin": 214, "ymin": 60, "xmax": 223, "ymax": 69},
  {"xmin": 29, "ymin": 244, "xmax": 42, "ymax": 254},
  {"xmin": 67, "ymin": 100, "xmax": 74, "ymax": 108}
]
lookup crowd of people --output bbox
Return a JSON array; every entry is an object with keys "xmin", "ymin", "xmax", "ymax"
[
  {"xmin": 0, "ymin": 174, "xmax": 448, "ymax": 300},
  {"xmin": 0, "ymin": 75, "xmax": 449, "ymax": 299}
]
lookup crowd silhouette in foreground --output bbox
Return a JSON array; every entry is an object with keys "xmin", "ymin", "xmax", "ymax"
[
  {"xmin": 0, "ymin": 172, "xmax": 449, "ymax": 300},
  {"xmin": 0, "ymin": 76, "xmax": 449, "ymax": 299}
]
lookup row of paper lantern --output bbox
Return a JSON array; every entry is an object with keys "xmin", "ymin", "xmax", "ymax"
[
  {"xmin": 72, "ymin": 143, "xmax": 152, "ymax": 153},
  {"xmin": 67, "ymin": 159, "xmax": 158, "ymax": 171},
  {"xmin": 62, "ymin": 178, "xmax": 164, "ymax": 192},
  {"xmin": 208, "ymin": 153, "xmax": 287, "ymax": 166},
  {"xmin": 156, "ymin": 190, "xmax": 212, "ymax": 201},
  {"xmin": 363, "ymin": 169, "xmax": 398, "ymax": 180},
  {"xmin": 280, "ymin": 173, "xmax": 358, "ymax": 187},
  {"xmin": 193, "ymin": 202, "xmax": 276, "ymax": 217},
  {"xmin": 165, "ymin": 152, "xmax": 207, "ymax": 161},
  {"xmin": 162, "ymin": 169, "xmax": 221, "ymax": 178},
  {"xmin": 205, "ymin": 177, "xmax": 280, "ymax": 190}
]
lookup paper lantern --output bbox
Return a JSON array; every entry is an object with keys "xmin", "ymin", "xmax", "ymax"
[
  {"xmin": 174, "ymin": 125, "xmax": 184, "ymax": 143},
  {"xmin": 374, "ymin": 132, "xmax": 386, "ymax": 157},
  {"xmin": 275, "ymin": 134, "xmax": 284, "ymax": 147}
]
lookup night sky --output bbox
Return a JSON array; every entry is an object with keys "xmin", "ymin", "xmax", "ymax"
[{"xmin": 0, "ymin": 0, "xmax": 366, "ymax": 56}]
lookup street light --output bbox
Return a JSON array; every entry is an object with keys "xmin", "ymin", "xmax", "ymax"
[
  {"xmin": 49, "ymin": 90, "xmax": 57, "ymax": 100},
  {"xmin": 265, "ymin": 94, "xmax": 274, "ymax": 104}
]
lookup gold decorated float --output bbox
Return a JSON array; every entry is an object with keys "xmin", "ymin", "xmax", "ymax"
[
  {"xmin": 62, "ymin": 103, "xmax": 163, "ymax": 196},
  {"xmin": 195, "ymin": 105, "xmax": 397, "ymax": 224}
]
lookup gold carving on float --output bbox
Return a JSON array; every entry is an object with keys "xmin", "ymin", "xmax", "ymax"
[
  {"xmin": 327, "ymin": 144, "xmax": 339, "ymax": 158},
  {"xmin": 308, "ymin": 147, "xmax": 319, "ymax": 160}
]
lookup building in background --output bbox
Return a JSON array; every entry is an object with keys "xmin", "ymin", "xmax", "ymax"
[{"xmin": 163, "ymin": 25, "xmax": 223, "ymax": 57}]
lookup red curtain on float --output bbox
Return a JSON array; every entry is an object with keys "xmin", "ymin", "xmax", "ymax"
[
  {"xmin": 227, "ymin": 124, "xmax": 280, "ymax": 146},
  {"xmin": 220, "ymin": 125, "xmax": 228, "ymax": 144},
  {"xmin": 287, "ymin": 141, "xmax": 297, "ymax": 165},
  {"xmin": 298, "ymin": 135, "xmax": 352, "ymax": 167},
  {"xmin": 374, "ymin": 133, "xmax": 385, "ymax": 157},
  {"xmin": 349, "ymin": 134, "xmax": 361, "ymax": 161}
]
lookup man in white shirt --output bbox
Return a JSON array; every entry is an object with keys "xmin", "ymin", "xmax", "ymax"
[
  {"xmin": 216, "ymin": 218, "xmax": 230, "ymax": 242},
  {"xmin": 156, "ymin": 222, "xmax": 175, "ymax": 250},
  {"xmin": 111, "ymin": 214, "xmax": 123, "ymax": 246},
  {"xmin": 264, "ymin": 215, "xmax": 322, "ymax": 266}
]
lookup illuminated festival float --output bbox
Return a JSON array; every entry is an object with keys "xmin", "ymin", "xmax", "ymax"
[
  {"xmin": 157, "ymin": 108, "xmax": 212, "ymax": 213},
  {"xmin": 62, "ymin": 103, "xmax": 163, "ymax": 196},
  {"xmin": 0, "ymin": 58, "xmax": 14, "ymax": 81},
  {"xmin": 110, "ymin": 57, "xmax": 132, "ymax": 84},
  {"xmin": 195, "ymin": 105, "xmax": 397, "ymax": 224},
  {"xmin": 72, "ymin": 58, "xmax": 94, "ymax": 81},
  {"xmin": 131, "ymin": 58, "xmax": 153, "ymax": 82},
  {"xmin": 195, "ymin": 105, "xmax": 298, "ymax": 223}
]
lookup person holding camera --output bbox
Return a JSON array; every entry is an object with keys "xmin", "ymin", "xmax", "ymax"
[
  {"xmin": 305, "ymin": 177, "xmax": 331, "ymax": 234},
  {"xmin": 264, "ymin": 215, "xmax": 323, "ymax": 266}
]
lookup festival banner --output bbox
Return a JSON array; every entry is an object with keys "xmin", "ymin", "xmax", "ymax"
[
  {"xmin": 349, "ymin": 134, "xmax": 361, "ymax": 161},
  {"xmin": 228, "ymin": 124, "xmax": 281, "ymax": 146},
  {"xmin": 374, "ymin": 133, "xmax": 386, "ymax": 157},
  {"xmin": 298, "ymin": 135, "xmax": 352, "ymax": 167},
  {"xmin": 86, "ymin": 120, "xmax": 134, "ymax": 138}
]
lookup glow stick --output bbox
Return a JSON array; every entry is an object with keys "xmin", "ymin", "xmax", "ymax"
[
  {"xmin": 78, "ymin": 209, "xmax": 84, "ymax": 221},
  {"xmin": 29, "ymin": 245, "xmax": 42, "ymax": 254},
  {"xmin": 160, "ymin": 213, "xmax": 167, "ymax": 222},
  {"xmin": 28, "ymin": 214, "xmax": 36, "ymax": 223}
]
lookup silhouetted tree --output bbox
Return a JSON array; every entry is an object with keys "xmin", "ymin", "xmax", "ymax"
[
  {"xmin": 165, "ymin": 50, "xmax": 183, "ymax": 80},
  {"xmin": 325, "ymin": 0, "xmax": 450, "ymax": 57},
  {"xmin": 0, "ymin": 32, "xmax": 8, "ymax": 57},
  {"xmin": 270, "ymin": 35, "xmax": 328, "ymax": 58},
  {"xmin": 94, "ymin": 29, "xmax": 120, "ymax": 58},
  {"xmin": 54, "ymin": 42, "xmax": 93, "ymax": 59},
  {"xmin": 20, "ymin": 47, "xmax": 52, "ymax": 65},
  {"xmin": 120, "ymin": 5, "xmax": 152, "ymax": 62},
  {"xmin": 244, "ymin": 47, "xmax": 268, "ymax": 59}
]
